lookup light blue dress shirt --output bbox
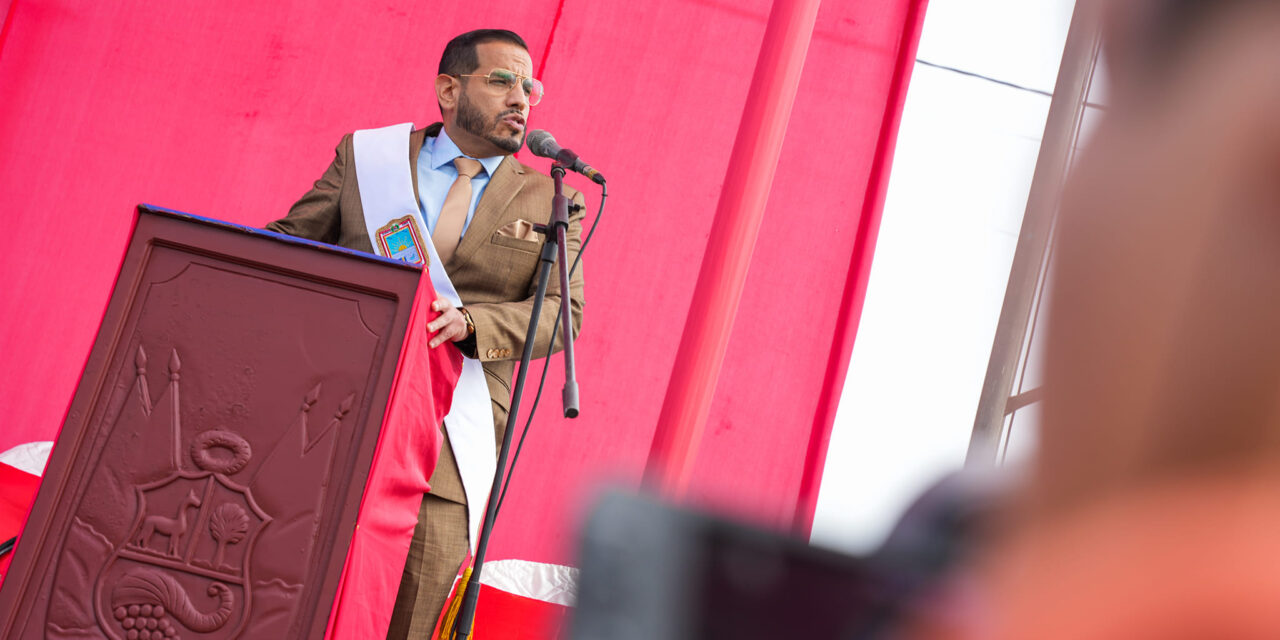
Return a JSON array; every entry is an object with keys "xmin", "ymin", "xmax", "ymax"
[{"xmin": 416, "ymin": 128, "xmax": 506, "ymax": 238}]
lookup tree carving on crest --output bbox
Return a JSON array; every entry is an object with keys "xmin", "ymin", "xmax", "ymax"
[{"xmin": 208, "ymin": 503, "xmax": 250, "ymax": 569}]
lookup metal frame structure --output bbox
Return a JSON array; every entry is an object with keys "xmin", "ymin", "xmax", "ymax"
[{"xmin": 966, "ymin": 2, "xmax": 1106, "ymax": 465}]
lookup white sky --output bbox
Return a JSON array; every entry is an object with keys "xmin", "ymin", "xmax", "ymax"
[{"xmin": 810, "ymin": 0, "xmax": 1078, "ymax": 554}]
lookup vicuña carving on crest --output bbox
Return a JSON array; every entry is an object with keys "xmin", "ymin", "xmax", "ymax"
[{"xmin": 134, "ymin": 490, "xmax": 202, "ymax": 557}]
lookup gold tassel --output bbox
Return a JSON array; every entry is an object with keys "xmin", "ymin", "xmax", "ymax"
[{"xmin": 437, "ymin": 567, "xmax": 473, "ymax": 640}]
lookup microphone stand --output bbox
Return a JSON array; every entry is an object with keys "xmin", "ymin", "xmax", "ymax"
[{"xmin": 451, "ymin": 162, "xmax": 579, "ymax": 640}]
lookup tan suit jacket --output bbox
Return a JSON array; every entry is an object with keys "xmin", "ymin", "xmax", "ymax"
[{"xmin": 267, "ymin": 123, "xmax": 585, "ymax": 503}]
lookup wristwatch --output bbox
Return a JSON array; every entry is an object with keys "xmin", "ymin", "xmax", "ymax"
[{"xmin": 459, "ymin": 306, "xmax": 476, "ymax": 337}]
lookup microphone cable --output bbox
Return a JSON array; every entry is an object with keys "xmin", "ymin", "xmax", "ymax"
[{"xmin": 493, "ymin": 181, "xmax": 607, "ymax": 519}]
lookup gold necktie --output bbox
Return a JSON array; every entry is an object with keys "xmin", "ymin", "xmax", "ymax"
[{"xmin": 432, "ymin": 157, "xmax": 484, "ymax": 264}]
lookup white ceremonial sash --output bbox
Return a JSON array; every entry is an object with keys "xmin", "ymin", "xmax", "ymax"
[{"xmin": 353, "ymin": 123, "xmax": 496, "ymax": 552}]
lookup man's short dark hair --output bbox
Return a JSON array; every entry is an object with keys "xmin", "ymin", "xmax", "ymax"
[{"xmin": 438, "ymin": 29, "xmax": 529, "ymax": 76}]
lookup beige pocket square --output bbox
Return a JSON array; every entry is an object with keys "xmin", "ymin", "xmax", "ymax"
[{"xmin": 496, "ymin": 219, "xmax": 541, "ymax": 242}]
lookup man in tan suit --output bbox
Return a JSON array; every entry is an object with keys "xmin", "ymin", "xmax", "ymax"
[{"xmin": 266, "ymin": 29, "xmax": 584, "ymax": 639}]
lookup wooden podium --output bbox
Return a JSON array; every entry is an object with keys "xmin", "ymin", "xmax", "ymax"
[{"xmin": 0, "ymin": 206, "xmax": 455, "ymax": 639}]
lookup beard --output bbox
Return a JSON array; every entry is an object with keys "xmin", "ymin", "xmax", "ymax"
[{"xmin": 457, "ymin": 91, "xmax": 524, "ymax": 154}]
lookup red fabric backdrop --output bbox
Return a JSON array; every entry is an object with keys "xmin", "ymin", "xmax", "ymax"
[{"xmin": 0, "ymin": 0, "xmax": 925, "ymax": 565}]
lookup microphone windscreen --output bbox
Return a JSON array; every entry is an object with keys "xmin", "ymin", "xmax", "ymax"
[{"xmin": 525, "ymin": 129, "xmax": 557, "ymax": 158}]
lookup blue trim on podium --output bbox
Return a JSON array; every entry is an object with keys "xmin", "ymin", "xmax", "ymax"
[{"xmin": 137, "ymin": 203, "xmax": 423, "ymax": 272}]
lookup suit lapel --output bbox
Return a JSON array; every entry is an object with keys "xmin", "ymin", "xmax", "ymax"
[{"xmin": 448, "ymin": 155, "xmax": 526, "ymax": 270}]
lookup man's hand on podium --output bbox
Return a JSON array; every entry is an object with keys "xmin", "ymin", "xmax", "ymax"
[{"xmin": 428, "ymin": 297, "xmax": 470, "ymax": 348}]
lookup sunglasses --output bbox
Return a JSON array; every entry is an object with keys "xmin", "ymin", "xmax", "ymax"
[{"xmin": 454, "ymin": 68, "xmax": 544, "ymax": 106}]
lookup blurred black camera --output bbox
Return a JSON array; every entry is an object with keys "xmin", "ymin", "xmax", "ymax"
[{"xmin": 572, "ymin": 472, "xmax": 1004, "ymax": 640}]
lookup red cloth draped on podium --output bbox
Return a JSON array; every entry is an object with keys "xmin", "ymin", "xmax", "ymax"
[{"xmin": 325, "ymin": 267, "xmax": 464, "ymax": 639}]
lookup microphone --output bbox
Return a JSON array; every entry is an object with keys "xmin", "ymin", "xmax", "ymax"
[{"xmin": 526, "ymin": 130, "xmax": 606, "ymax": 184}]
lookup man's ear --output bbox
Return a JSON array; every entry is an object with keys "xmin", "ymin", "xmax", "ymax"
[{"xmin": 435, "ymin": 74, "xmax": 460, "ymax": 112}]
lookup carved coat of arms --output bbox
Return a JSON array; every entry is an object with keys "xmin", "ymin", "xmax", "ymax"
[
  {"xmin": 94, "ymin": 430, "xmax": 269, "ymax": 640},
  {"xmin": 39, "ymin": 322, "xmax": 360, "ymax": 638}
]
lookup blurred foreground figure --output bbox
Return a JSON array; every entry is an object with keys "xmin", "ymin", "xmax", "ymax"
[
  {"xmin": 916, "ymin": 1, "xmax": 1280, "ymax": 638},
  {"xmin": 571, "ymin": 477, "xmax": 1005, "ymax": 640}
]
